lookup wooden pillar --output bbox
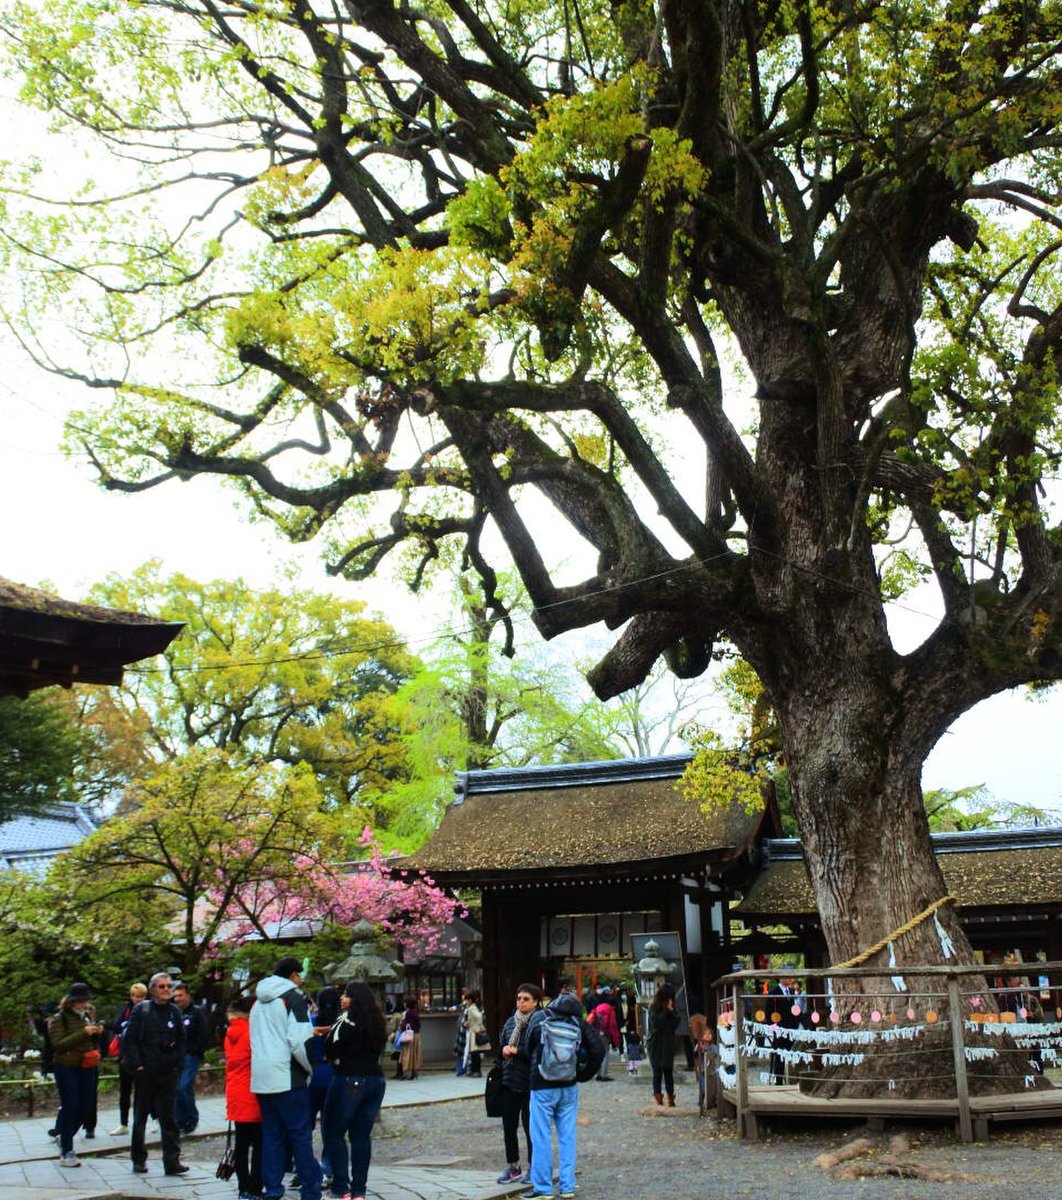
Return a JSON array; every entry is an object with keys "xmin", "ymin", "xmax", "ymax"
[
  {"xmin": 947, "ymin": 974, "xmax": 974, "ymax": 1144},
  {"xmin": 484, "ymin": 893, "xmax": 541, "ymax": 1037}
]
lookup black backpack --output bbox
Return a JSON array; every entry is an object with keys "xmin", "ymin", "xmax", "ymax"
[{"xmin": 575, "ymin": 1021, "xmax": 608, "ymax": 1082}]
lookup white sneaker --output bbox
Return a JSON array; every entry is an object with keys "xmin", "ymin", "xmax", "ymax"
[
  {"xmin": 109, "ymin": 1124, "xmax": 129, "ymax": 1136},
  {"xmin": 58, "ymin": 1152, "xmax": 81, "ymax": 1168}
]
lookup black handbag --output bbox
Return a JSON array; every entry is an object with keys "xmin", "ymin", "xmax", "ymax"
[
  {"xmin": 215, "ymin": 1123, "xmax": 236, "ymax": 1181},
  {"xmin": 484, "ymin": 1063, "xmax": 504, "ymax": 1118}
]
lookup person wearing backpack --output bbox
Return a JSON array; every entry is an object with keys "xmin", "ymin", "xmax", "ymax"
[{"xmin": 521, "ymin": 991, "xmax": 604, "ymax": 1200}]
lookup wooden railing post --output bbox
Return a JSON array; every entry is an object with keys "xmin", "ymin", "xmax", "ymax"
[
  {"xmin": 947, "ymin": 974, "xmax": 973, "ymax": 1143},
  {"xmin": 732, "ymin": 980, "xmax": 749, "ymax": 1137}
]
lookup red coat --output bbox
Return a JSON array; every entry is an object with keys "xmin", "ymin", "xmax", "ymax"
[
  {"xmin": 591, "ymin": 1002, "xmax": 620, "ymax": 1049},
  {"xmin": 224, "ymin": 1017, "xmax": 261, "ymax": 1123}
]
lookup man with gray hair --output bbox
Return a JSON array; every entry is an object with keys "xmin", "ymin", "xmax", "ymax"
[{"xmin": 120, "ymin": 972, "xmax": 188, "ymax": 1177}]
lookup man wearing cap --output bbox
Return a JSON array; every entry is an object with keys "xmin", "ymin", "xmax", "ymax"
[
  {"xmin": 250, "ymin": 956, "xmax": 321, "ymax": 1200},
  {"xmin": 121, "ymin": 971, "xmax": 188, "ymax": 1176}
]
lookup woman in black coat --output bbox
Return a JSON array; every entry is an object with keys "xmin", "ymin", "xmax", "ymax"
[
  {"xmin": 647, "ymin": 983, "xmax": 680, "ymax": 1107},
  {"xmin": 494, "ymin": 983, "xmax": 542, "ymax": 1185},
  {"xmin": 321, "ymin": 981, "xmax": 388, "ymax": 1200}
]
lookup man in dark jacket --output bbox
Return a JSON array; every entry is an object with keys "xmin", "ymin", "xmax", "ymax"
[
  {"xmin": 172, "ymin": 981, "xmax": 208, "ymax": 1134},
  {"xmin": 121, "ymin": 972, "xmax": 187, "ymax": 1177},
  {"xmin": 767, "ymin": 967, "xmax": 806, "ymax": 1085},
  {"xmin": 522, "ymin": 992, "xmax": 603, "ymax": 1200}
]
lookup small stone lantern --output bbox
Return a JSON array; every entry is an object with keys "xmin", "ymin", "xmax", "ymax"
[
  {"xmin": 325, "ymin": 920, "xmax": 400, "ymax": 999},
  {"xmin": 634, "ymin": 938, "xmax": 676, "ymax": 1008}
]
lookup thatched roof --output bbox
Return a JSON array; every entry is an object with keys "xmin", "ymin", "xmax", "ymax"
[
  {"xmin": 0, "ymin": 577, "xmax": 183, "ymax": 696},
  {"xmin": 409, "ymin": 755, "xmax": 774, "ymax": 885},
  {"xmin": 735, "ymin": 830, "xmax": 1062, "ymax": 919}
]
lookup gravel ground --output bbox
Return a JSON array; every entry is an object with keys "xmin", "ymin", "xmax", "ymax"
[{"xmin": 191, "ymin": 1071, "xmax": 1062, "ymax": 1200}]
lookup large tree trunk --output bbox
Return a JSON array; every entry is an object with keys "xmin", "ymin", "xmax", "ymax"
[{"xmin": 770, "ymin": 663, "xmax": 1040, "ymax": 1098}]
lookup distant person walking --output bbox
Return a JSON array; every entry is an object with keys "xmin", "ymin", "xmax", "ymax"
[
  {"xmin": 461, "ymin": 991, "xmax": 488, "ymax": 1077},
  {"xmin": 395, "ymin": 995, "xmax": 422, "ymax": 1081},
  {"xmin": 588, "ymin": 989, "xmax": 620, "ymax": 1080},
  {"xmin": 48, "ymin": 982, "xmax": 103, "ymax": 1168}
]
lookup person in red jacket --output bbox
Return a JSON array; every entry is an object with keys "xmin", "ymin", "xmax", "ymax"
[
  {"xmin": 589, "ymin": 989, "xmax": 621, "ymax": 1081},
  {"xmin": 224, "ymin": 996, "xmax": 262, "ymax": 1200}
]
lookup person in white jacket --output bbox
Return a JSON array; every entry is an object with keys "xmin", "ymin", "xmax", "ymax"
[{"xmin": 250, "ymin": 957, "xmax": 322, "ymax": 1200}]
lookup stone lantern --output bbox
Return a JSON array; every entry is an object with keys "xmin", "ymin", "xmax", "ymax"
[
  {"xmin": 633, "ymin": 938, "xmax": 676, "ymax": 1034},
  {"xmin": 325, "ymin": 920, "xmax": 401, "ymax": 999}
]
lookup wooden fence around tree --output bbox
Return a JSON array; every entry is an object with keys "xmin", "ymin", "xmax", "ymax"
[{"xmin": 713, "ymin": 963, "xmax": 1062, "ymax": 1142}]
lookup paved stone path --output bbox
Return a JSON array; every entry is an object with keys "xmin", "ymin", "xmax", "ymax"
[{"xmin": 0, "ymin": 1073, "xmax": 522, "ymax": 1200}]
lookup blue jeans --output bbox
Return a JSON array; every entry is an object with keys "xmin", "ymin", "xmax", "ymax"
[
  {"xmin": 54, "ymin": 1064, "xmax": 97, "ymax": 1154},
  {"xmin": 174, "ymin": 1054, "xmax": 200, "ymax": 1129},
  {"xmin": 258, "ymin": 1089, "xmax": 322, "ymax": 1200},
  {"xmin": 321, "ymin": 1072, "xmax": 386, "ymax": 1197},
  {"xmin": 529, "ymin": 1085, "xmax": 578, "ymax": 1196}
]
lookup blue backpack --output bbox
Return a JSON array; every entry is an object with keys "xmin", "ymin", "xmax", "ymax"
[{"xmin": 537, "ymin": 1012, "xmax": 582, "ymax": 1083}]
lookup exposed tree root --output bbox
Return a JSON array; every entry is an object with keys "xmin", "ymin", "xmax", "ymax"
[{"xmin": 813, "ymin": 1132, "xmax": 979, "ymax": 1183}]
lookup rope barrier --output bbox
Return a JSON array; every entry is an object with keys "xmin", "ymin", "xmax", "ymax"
[{"xmin": 831, "ymin": 895, "xmax": 958, "ymax": 969}]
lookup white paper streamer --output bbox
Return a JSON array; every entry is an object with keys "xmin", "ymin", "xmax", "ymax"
[
  {"xmin": 964, "ymin": 1046, "xmax": 997, "ymax": 1061},
  {"xmin": 965, "ymin": 1020, "xmax": 1051, "ymax": 1038},
  {"xmin": 933, "ymin": 911, "xmax": 955, "ymax": 959},
  {"xmin": 821, "ymin": 1052, "xmax": 867, "ymax": 1066},
  {"xmin": 888, "ymin": 941, "xmax": 908, "ymax": 992}
]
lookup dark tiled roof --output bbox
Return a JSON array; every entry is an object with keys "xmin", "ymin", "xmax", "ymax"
[
  {"xmin": 409, "ymin": 757, "xmax": 770, "ymax": 881},
  {"xmin": 736, "ymin": 835, "xmax": 1062, "ymax": 917}
]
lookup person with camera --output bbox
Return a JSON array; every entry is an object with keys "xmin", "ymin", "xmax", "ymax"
[{"xmin": 121, "ymin": 971, "xmax": 188, "ymax": 1177}]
